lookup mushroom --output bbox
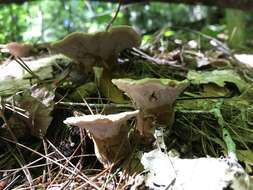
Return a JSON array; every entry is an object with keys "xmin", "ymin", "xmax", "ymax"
[
  {"xmin": 50, "ymin": 26, "xmax": 141, "ymax": 102},
  {"xmin": 49, "ymin": 25, "xmax": 141, "ymax": 71},
  {"xmin": 112, "ymin": 78, "xmax": 189, "ymax": 142},
  {"xmin": 63, "ymin": 110, "xmax": 139, "ymax": 167},
  {"xmin": 0, "ymin": 42, "xmax": 33, "ymax": 57}
]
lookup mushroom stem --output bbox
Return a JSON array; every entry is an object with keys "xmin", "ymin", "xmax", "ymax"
[
  {"xmin": 137, "ymin": 104, "xmax": 175, "ymax": 139},
  {"xmin": 92, "ymin": 122, "xmax": 131, "ymax": 167}
]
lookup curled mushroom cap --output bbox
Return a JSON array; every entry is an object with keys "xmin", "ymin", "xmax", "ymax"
[
  {"xmin": 64, "ymin": 110, "xmax": 139, "ymax": 139},
  {"xmin": 112, "ymin": 78, "xmax": 189, "ymax": 139},
  {"xmin": 49, "ymin": 26, "xmax": 141, "ymax": 69},
  {"xmin": 112, "ymin": 78, "xmax": 189, "ymax": 110},
  {"xmin": 64, "ymin": 110, "xmax": 139, "ymax": 167}
]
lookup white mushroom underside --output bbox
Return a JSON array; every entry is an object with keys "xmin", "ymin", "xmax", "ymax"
[{"xmin": 64, "ymin": 110, "xmax": 139, "ymax": 139}]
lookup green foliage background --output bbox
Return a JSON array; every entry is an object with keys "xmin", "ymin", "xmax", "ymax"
[
  {"xmin": 0, "ymin": 0, "xmax": 252, "ymax": 50},
  {"xmin": 0, "ymin": 1, "xmax": 213, "ymax": 42}
]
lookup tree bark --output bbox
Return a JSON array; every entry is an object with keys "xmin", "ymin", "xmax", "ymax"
[{"xmin": 91, "ymin": 0, "xmax": 253, "ymax": 11}]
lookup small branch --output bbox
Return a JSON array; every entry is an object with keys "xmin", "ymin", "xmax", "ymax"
[
  {"xmin": 106, "ymin": 0, "xmax": 122, "ymax": 31},
  {"xmin": 57, "ymin": 102, "xmax": 134, "ymax": 109},
  {"xmin": 14, "ymin": 56, "xmax": 41, "ymax": 80}
]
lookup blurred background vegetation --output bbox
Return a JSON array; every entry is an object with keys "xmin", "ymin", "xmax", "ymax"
[{"xmin": 0, "ymin": 0, "xmax": 253, "ymax": 50}]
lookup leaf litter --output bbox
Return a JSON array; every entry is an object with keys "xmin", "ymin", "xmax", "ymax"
[{"xmin": 0, "ymin": 26, "xmax": 252, "ymax": 189}]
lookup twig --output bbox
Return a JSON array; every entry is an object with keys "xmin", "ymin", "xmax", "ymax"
[
  {"xmin": 3, "ymin": 103, "xmax": 29, "ymax": 119},
  {"xmin": 42, "ymin": 138, "xmax": 52, "ymax": 183},
  {"xmin": 132, "ymin": 47, "xmax": 187, "ymax": 70},
  {"xmin": 106, "ymin": 0, "xmax": 122, "ymax": 31},
  {"xmin": 0, "ymin": 137, "xmax": 100, "ymax": 190},
  {"xmin": 0, "ymin": 154, "xmax": 95, "ymax": 172},
  {"xmin": 0, "ymin": 101, "xmax": 34, "ymax": 190},
  {"xmin": 2, "ymin": 175, "xmax": 21, "ymax": 190},
  {"xmin": 78, "ymin": 90, "xmax": 94, "ymax": 115},
  {"xmin": 14, "ymin": 56, "xmax": 41, "ymax": 80},
  {"xmin": 57, "ymin": 102, "xmax": 134, "ymax": 109},
  {"xmin": 75, "ymin": 167, "xmax": 111, "ymax": 190}
]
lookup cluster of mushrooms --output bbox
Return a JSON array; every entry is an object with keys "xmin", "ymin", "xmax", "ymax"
[{"xmin": 50, "ymin": 26, "xmax": 188, "ymax": 168}]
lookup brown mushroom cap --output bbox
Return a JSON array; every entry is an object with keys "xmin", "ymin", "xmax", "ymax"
[
  {"xmin": 112, "ymin": 78, "xmax": 189, "ymax": 138},
  {"xmin": 0, "ymin": 42, "xmax": 33, "ymax": 57},
  {"xmin": 112, "ymin": 78, "xmax": 189, "ymax": 110},
  {"xmin": 63, "ymin": 110, "xmax": 139, "ymax": 139},
  {"xmin": 64, "ymin": 110, "xmax": 139, "ymax": 166},
  {"xmin": 49, "ymin": 26, "xmax": 141, "ymax": 68}
]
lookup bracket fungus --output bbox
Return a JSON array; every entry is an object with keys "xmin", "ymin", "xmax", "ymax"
[
  {"xmin": 49, "ymin": 26, "xmax": 141, "ymax": 71},
  {"xmin": 63, "ymin": 110, "xmax": 139, "ymax": 167},
  {"xmin": 112, "ymin": 78, "xmax": 189, "ymax": 141}
]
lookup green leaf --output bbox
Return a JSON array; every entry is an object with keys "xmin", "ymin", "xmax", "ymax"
[
  {"xmin": 94, "ymin": 67, "xmax": 126, "ymax": 103},
  {"xmin": 164, "ymin": 30, "xmax": 175, "ymax": 37},
  {"xmin": 187, "ymin": 70, "xmax": 249, "ymax": 93}
]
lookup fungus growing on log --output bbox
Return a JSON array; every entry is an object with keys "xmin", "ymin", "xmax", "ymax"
[
  {"xmin": 112, "ymin": 78, "xmax": 189, "ymax": 141},
  {"xmin": 63, "ymin": 110, "xmax": 139, "ymax": 167},
  {"xmin": 49, "ymin": 26, "xmax": 141, "ymax": 71}
]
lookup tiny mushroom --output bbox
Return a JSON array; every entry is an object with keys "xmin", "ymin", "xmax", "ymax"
[
  {"xmin": 112, "ymin": 78, "xmax": 189, "ymax": 142},
  {"xmin": 49, "ymin": 26, "xmax": 141, "ymax": 71},
  {"xmin": 64, "ymin": 110, "xmax": 139, "ymax": 167}
]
